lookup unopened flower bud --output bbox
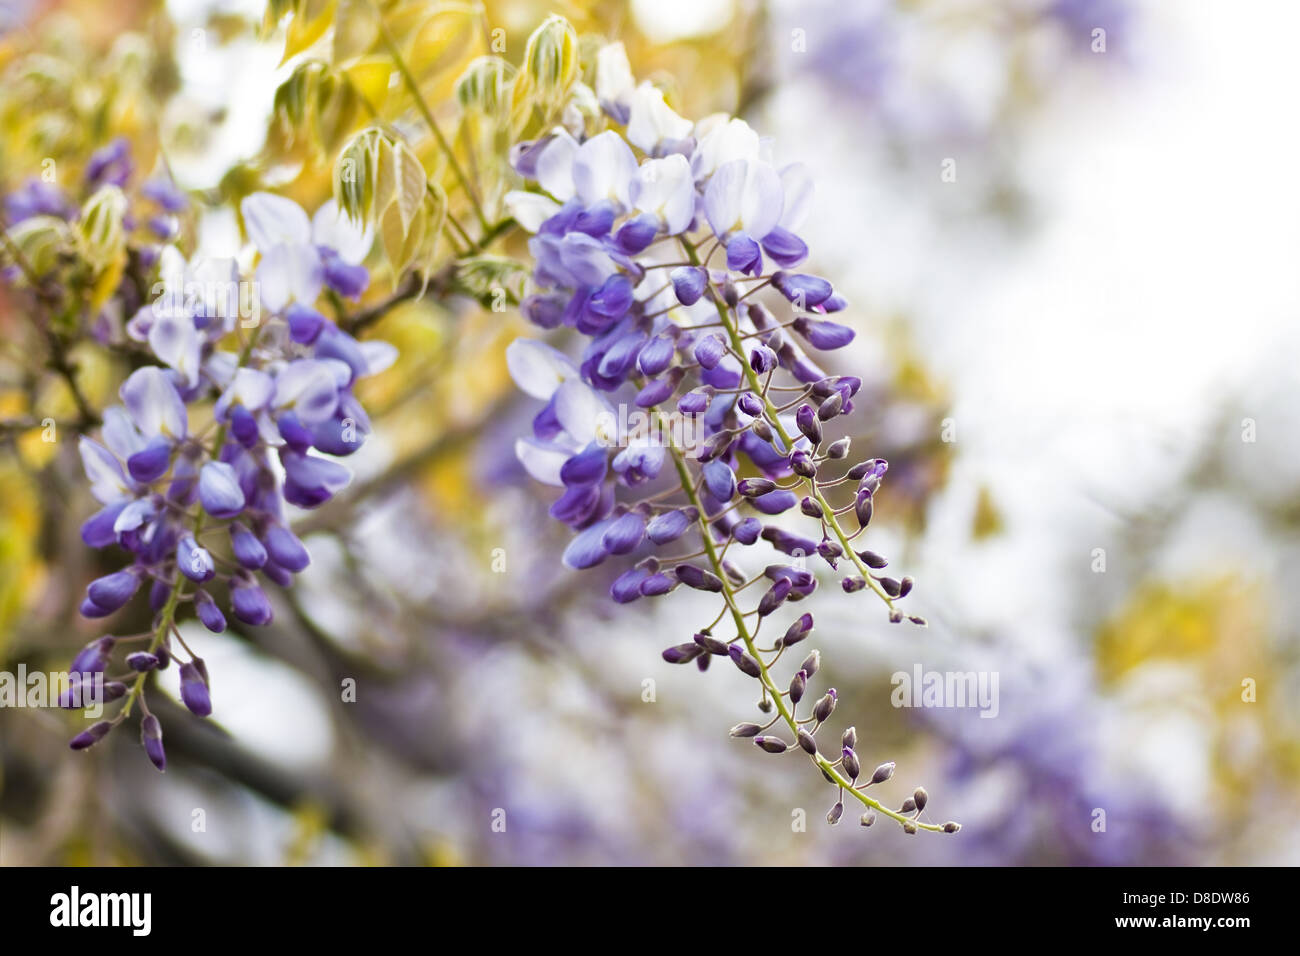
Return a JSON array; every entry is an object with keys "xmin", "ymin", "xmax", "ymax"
[
  {"xmin": 757, "ymin": 579, "xmax": 791, "ymax": 616},
  {"xmin": 790, "ymin": 451, "xmax": 817, "ymax": 478},
  {"xmin": 800, "ymin": 649, "xmax": 821, "ymax": 678},
  {"xmin": 860, "ymin": 811, "xmax": 877, "ymax": 828},
  {"xmin": 789, "ymin": 669, "xmax": 807, "ymax": 704},
  {"xmin": 141, "ymin": 714, "xmax": 165, "ymax": 772},
  {"xmin": 796, "ymin": 405, "xmax": 822, "ymax": 444},
  {"xmin": 842, "ymin": 726, "xmax": 857, "ymax": 750},
  {"xmin": 69, "ymin": 720, "xmax": 113, "ymax": 751},
  {"xmin": 781, "ymin": 613, "xmax": 814, "ymax": 647},
  {"xmin": 754, "ymin": 736, "xmax": 788, "ymax": 754},
  {"xmin": 698, "ymin": 430, "xmax": 734, "ymax": 462},
  {"xmin": 813, "ymin": 688, "xmax": 837, "ymax": 723},
  {"xmin": 826, "ymin": 437, "xmax": 851, "ymax": 459},
  {"xmin": 817, "ymin": 392, "xmax": 843, "ymax": 421},
  {"xmin": 663, "ymin": 642, "xmax": 703, "ymax": 664},
  {"xmin": 842, "ymin": 747, "xmax": 860, "ymax": 780},
  {"xmin": 943, "ymin": 821, "xmax": 962, "ymax": 833},
  {"xmin": 127, "ymin": 651, "xmax": 160, "ymax": 672},
  {"xmin": 902, "ymin": 821, "xmax": 917, "ymax": 834},
  {"xmin": 854, "ymin": 490, "xmax": 873, "ymax": 527},
  {"xmin": 735, "ymin": 392, "xmax": 763, "ymax": 417},
  {"xmin": 694, "ymin": 632, "xmax": 730, "ymax": 656},
  {"xmin": 728, "ymin": 645, "xmax": 762, "ymax": 678},
  {"xmin": 676, "ymin": 564, "xmax": 723, "ymax": 592},
  {"xmin": 799, "ymin": 497, "xmax": 823, "ymax": 519},
  {"xmin": 730, "ymin": 722, "xmax": 763, "ymax": 738},
  {"xmin": 870, "ymin": 761, "xmax": 895, "ymax": 785},
  {"xmin": 826, "ymin": 801, "xmax": 844, "ymax": 825},
  {"xmin": 900, "ymin": 797, "xmax": 917, "ymax": 814},
  {"xmin": 817, "ymin": 541, "xmax": 843, "ymax": 563},
  {"xmin": 738, "ymin": 478, "xmax": 776, "ymax": 497},
  {"xmin": 797, "ymin": 728, "xmax": 818, "ymax": 755},
  {"xmin": 179, "ymin": 662, "xmax": 212, "ymax": 717},
  {"xmin": 913, "ymin": 787, "xmax": 928, "ymax": 811},
  {"xmin": 856, "ymin": 549, "xmax": 889, "ymax": 569}
]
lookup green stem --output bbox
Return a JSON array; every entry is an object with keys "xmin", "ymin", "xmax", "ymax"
[
  {"xmin": 668, "ymin": 445, "xmax": 939, "ymax": 831},
  {"xmin": 374, "ymin": 3, "xmax": 491, "ymax": 234}
]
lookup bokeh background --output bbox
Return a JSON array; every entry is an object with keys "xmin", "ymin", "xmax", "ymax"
[{"xmin": 2, "ymin": 0, "xmax": 1298, "ymax": 865}]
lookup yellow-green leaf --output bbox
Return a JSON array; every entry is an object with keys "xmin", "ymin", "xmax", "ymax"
[
  {"xmin": 333, "ymin": 0, "xmax": 381, "ymax": 64},
  {"xmin": 281, "ymin": 0, "xmax": 338, "ymax": 64}
]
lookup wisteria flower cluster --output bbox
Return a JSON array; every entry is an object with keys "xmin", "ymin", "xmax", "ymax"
[
  {"xmin": 504, "ymin": 43, "xmax": 958, "ymax": 836},
  {"xmin": 63, "ymin": 191, "xmax": 392, "ymax": 770}
]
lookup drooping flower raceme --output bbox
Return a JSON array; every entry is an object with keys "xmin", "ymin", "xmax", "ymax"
[
  {"xmin": 66, "ymin": 192, "xmax": 392, "ymax": 770},
  {"xmin": 504, "ymin": 43, "xmax": 958, "ymax": 837}
]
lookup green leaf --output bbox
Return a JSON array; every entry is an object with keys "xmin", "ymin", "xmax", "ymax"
[
  {"xmin": 453, "ymin": 255, "xmax": 528, "ymax": 310},
  {"xmin": 77, "ymin": 186, "xmax": 128, "ymax": 272},
  {"xmin": 5, "ymin": 215, "xmax": 68, "ymax": 277},
  {"xmin": 456, "ymin": 55, "xmax": 516, "ymax": 120}
]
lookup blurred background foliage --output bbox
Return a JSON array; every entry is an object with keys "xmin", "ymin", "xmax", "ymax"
[{"xmin": 1, "ymin": 0, "xmax": 1297, "ymax": 865}]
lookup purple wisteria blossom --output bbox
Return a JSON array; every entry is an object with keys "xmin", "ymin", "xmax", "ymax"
[
  {"xmin": 504, "ymin": 44, "xmax": 955, "ymax": 838},
  {"xmin": 64, "ymin": 191, "xmax": 391, "ymax": 771}
]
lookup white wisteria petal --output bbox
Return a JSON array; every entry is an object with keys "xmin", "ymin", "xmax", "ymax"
[
  {"xmin": 79, "ymin": 437, "xmax": 131, "ymax": 504},
  {"xmin": 257, "ymin": 242, "xmax": 323, "ymax": 313},
  {"xmin": 240, "ymin": 192, "xmax": 311, "ymax": 252},
  {"xmin": 691, "ymin": 117, "xmax": 761, "ymax": 181},
  {"xmin": 147, "ymin": 312, "xmax": 202, "ymax": 388},
  {"xmin": 358, "ymin": 340, "xmax": 398, "ymax": 376},
  {"xmin": 503, "ymin": 190, "xmax": 561, "ymax": 233},
  {"xmin": 312, "ymin": 199, "xmax": 372, "ymax": 264},
  {"xmin": 272, "ymin": 360, "xmax": 340, "ymax": 425},
  {"xmin": 704, "ymin": 158, "xmax": 784, "ymax": 240},
  {"xmin": 120, "ymin": 366, "xmax": 188, "ymax": 440},
  {"xmin": 536, "ymin": 129, "xmax": 579, "ymax": 202},
  {"xmin": 632, "ymin": 154, "xmax": 696, "ymax": 235},
  {"xmin": 554, "ymin": 378, "xmax": 615, "ymax": 446},
  {"xmin": 186, "ymin": 255, "xmax": 240, "ymax": 320},
  {"xmin": 100, "ymin": 406, "xmax": 145, "ymax": 460},
  {"xmin": 515, "ymin": 437, "xmax": 570, "ymax": 487},
  {"xmin": 506, "ymin": 338, "xmax": 580, "ymax": 399},
  {"xmin": 572, "ymin": 131, "xmax": 637, "ymax": 210},
  {"xmin": 214, "ymin": 368, "xmax": 275, "ymax": 421},
  {"xmin": 157, "ymin": 245, "xmax": 187, "ymax": 292},
  {"xmin": 595, "ymin": 42, "xmax": 636, "ymax": 110},
  {"xmin": 626, "ymin": 82, "xmax": 693, "ymax": 154},
  {"xmin": 113, "ymin": 497, "xmax": 156, "ymax": 533}
]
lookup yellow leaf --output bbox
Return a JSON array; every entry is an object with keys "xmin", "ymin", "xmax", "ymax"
[
  {"xmin": 403, "ymin": 3, "xmax": 484, "ymax": 99},
  {"xmin": 333, "ymin": 0, "xmax": 380, "ymax": 64},
  {"xmin": 281, "ymin": 0, "xmax": 338, "ymax": 65},
  {"xmin": 343, "ymin": 57, "xmax": 392, "ymax": 110}
]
